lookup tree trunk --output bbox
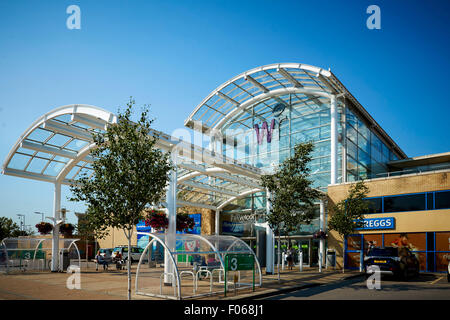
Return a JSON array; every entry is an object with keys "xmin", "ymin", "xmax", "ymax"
[
  {"xmin": 277, "ymin": 234, "xmax": 281, "ymax": 282},
  {"xmin": 126, "ymin": 229, "xmax": 132, "ymax": 300}
]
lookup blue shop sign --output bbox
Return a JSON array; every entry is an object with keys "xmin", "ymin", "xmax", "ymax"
[
  {"xmin": 356, "ymin": 217, "xmax": 395, "ymax": 230},
  {"xmin": 222, "ymin": 221, "xmax": 244, "ymax": 236}
]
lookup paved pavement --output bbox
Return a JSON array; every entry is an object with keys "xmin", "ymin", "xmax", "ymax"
[
  {"xmin": 259, "ymin": 273, "xmax": 450, "ymax": 300},
  {"xmin": 0, "ymin": 264, "xmax": 363, "ymax": 300}
]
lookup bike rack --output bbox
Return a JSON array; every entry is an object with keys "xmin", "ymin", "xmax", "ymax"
[
  {"xmin": 159, "ymin": 273, "xmax": 177, "ymax": 297},
  {"xmin": 196, "ymin": 269, "xmax": 213, "ymax": 293},
  {"xmin": 180, "ymin": 270, "xmax": 196, "ymax": 294}
]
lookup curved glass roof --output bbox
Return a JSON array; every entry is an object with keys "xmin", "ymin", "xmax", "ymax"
[
  {"xmin": 185, "ymin": 62, "xmax": 406, "ymax": 159},
  {"xmin": 2, "ymin": 104, "xmax": 264, "ymax": 212}
]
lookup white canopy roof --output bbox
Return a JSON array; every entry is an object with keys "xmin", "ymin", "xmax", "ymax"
[{"xmin": 2, "ymin": 104, "xmax": 264, "ymax": 211}]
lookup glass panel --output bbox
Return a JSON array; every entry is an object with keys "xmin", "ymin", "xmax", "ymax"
[
  {"xmin": 364, "ymin": 197, "xmax": 382, "ymax": 213},
  {"xmin": 358, "ymin": 119, "xmax": 370, "ymax": 140},
  {"xmin": 435, "ymin": 232, "xmax": 450, "ymax": 252},
  {"xmin": 43, "ymin": 161, "xmax": 66, "ymax": 176},
  {"xmin": 347, "ymin": 124, "xmax": 357, "ymax": 143},
  {"xmin": 363, "ymin": 234, "xmax": 383, "ymax": 253},
  {"xmin": 358, "ymin": 133, "xmax": 370, "ymax": 155},
  {"xmin": 46, "ymin": 134, "xmax": 71, "ymax": 147},
  {"xmin": 427, "ymin": 193, "xmax": 434, "ymax": 210},
  {"xmin": 384, "ymin": 233, "xmax": 426, "ymax": 251},
  {"xmin": 347, "ymin": 235, "xmax": 362, "ymax": 251},
  {"xmin": 346, "ymin": 252, "xmax": 361, "ymax": 269},
  {"xmin": 8, "ymin": 154, "xmax": 32, "ymax": 170},
  {"xmin": 435, "ymin": 252, "xmax": 450, "ymax": 272},
  {"xmin": 435, "ymin": 191, "xmax": 450, "ymax": 209},
  {"xmin": 383, "ymin": 194, "xmax": 425, "ymax": 212},
  {"xmin": 27, "ymin": 157, "xmax": 49, "ymax": 173},
  {"xmin": 26, "ymin": 128, "xmax": 53, "ymax": 142}
]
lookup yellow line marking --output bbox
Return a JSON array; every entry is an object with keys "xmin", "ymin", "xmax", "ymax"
[{"xmin": 430, "ymin": 276, "xmax": 443, "ymax": 285}]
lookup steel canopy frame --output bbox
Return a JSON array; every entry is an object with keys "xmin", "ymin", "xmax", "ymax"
[
  {"xmin": 184, "ymin": 62, "xmax": 407, "ymax": 159},
  {"xmin": 2, "ymin": 104, "xmax": 264, "ymax": 271}
]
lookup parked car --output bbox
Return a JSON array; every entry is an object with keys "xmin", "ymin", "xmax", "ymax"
[
  {"xmin": 112, "ymin": 245, "xmax": 145, "ymax": 264},
  {"xmin": 99, "ymin": 248, "xmax": 113, "ymax": 263},
  {"xmin": 364, "ymin": 246, "xmax": 419, "ymax": 279}
]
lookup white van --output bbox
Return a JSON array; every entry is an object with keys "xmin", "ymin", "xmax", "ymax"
[{"xmin": 111, "ymin": 245, "xmax": 144, "ymax": 264}]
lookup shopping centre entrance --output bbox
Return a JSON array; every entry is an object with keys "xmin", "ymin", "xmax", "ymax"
[{"xmin": 275, "ymin": 237, "xmax": 321, "ymax": 267}]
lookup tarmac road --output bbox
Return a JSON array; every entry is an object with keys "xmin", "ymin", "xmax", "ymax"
[{"xmin": 259, "ymin": 273, "xmax": 450, "ymax": 300}]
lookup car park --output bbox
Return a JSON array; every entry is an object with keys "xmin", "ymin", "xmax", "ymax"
[
  {"xmin": 112, "ymin": 245, "xmax": 144, "ymax": 264},
  {"xmin": 364, "ymin": 246, "xmax": 420, "ymax": 279},
  {"xmin": 99, "ymin": 248, "xmax": 113, "ymax": 263}
]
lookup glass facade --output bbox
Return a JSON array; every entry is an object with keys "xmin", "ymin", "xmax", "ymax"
[
  {"xmin": 221, "ymin": 97, "xmax": 343, "ymax": 192},
  {"xmin": 345, "ymin": 108, "xmax": 399, "ymax": 182},
  {"xmin": 216, "ymin": 94, "xmax": 401, "ymax": 236},
  {"xmin": 345, "ymin": 232, "xmax": 450, "ymax": 273}
]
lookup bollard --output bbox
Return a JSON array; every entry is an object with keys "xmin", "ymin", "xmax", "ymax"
[
  {"xmin": 319, "ymin": 252, "xmax": 323, "ymax": 273},
  {"xmin": 281, "ymin": 252, "xmax": 285, "ymax": 271},
  {"xmin": 360, "ymin": 250, "xmax": 364, "ymax": 273},
  {"xmin": 299, "ymin": 251, "xmax": 303, "ymax": 272}
]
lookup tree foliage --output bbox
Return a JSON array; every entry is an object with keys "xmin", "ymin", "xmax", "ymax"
[
  {"xmin": 261, "ymin": 142, "xmax": 322, "ymax": 237},
  {"xmin": 0, "ymin": 217, "xmax": 32, "ymax": 240},
  {"xmin": 328, "ymin": 180, "xmax": 369, "ymax": 239},
  {"xmin": 69, "ymin": 98, "xmax": 173, "ymax": 300},
  {"xmin": 69, "ymin": 99, "xmax": 173, "ymax": 237}
]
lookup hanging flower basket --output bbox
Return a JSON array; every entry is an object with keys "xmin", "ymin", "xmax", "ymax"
[
  {"xmin": 35, "ymin": 222, "xmax": 53, "ymax": 235},
  {"xmin": 313, "ymin": 230, "xmax": 328, "ymax": 240},
  {"xmin": 145, "ymin": 210, "xmax": 168, "ymax": 231},
  {"xmin": 176, "ymin": 214, "xmax": 195, "ymax": 233},
  {"xmin": 59, "ymin": 223, "xmax": 75, "ymax": 236}
]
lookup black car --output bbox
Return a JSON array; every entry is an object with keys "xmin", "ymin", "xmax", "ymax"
[{"xmin": 364, "ymin": 246, "xmax": 420, "ymax": 279}]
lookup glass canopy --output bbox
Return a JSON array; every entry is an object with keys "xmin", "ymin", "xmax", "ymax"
[
  {"xmin": 135, "ymin": 232, "xmax": 262, "ymax": 300},
  {"xmin": 0, "ymin": 237, "xmax": 81, "ymax": 272},
  {"xmin": 2, "ymin": 104, "xmax": 264, "ymax": 212}
]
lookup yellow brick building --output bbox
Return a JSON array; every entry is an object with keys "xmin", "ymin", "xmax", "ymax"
[{"xmin": 327, "ymin": 166, "xmax": 450, "ymax": 273}]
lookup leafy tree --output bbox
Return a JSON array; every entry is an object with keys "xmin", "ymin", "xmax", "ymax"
[
  {"xmin": 328, "ymin": 180, "xmax": 369, "ymax": 272},
  {"xmin": 0, "ymin": 217, "xmax": 32, "ymax": 240},
  {"xmin": 69, "ymin": 99, "xmax": 173, "ymax": 300},
  {"xmin": 261, "ymin": 142, "xmax": 322, "ymax": 280}
]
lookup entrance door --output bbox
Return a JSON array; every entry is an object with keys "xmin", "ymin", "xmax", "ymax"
[
  {"xmin": 310, "ymin": 239, "xmax": 320, "ymax": 266},
  {"xmin": 298, "ymin": 240, "xmax": 310, "ymax": 266}
]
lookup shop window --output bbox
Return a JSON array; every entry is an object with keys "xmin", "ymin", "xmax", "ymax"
[
  {"xmin": 362, "ymin": 234, "xmax": 382, "ymax": 253},
  {"xmin": 415, "ymin": 252, "xmax": 427, "ymax": 271},
  {"xmin": 383, "ymin": 233, "xmax": 426, "ymax": 251},
  {"xmin": 435, "ymin": 191, "xmax": 450, "ymax": 210},
  {"xmin": 383, "ymin": 194, "xmax": 425, "ymax": 213},
  {"xmin": 435, "ymin": 232, "xmax": 450, "ymax": 252},
  {"xmin": 426, "ymin": 193, "xmax": 434, "ymax": 210},
  {"xmin": 346, "ymin": 235, "xmax": 362, "ymax": 251},
  {"xmin": 364, "ymin": 197, "xmax": 382, "ymax": 214},
  {"xmin": 435, "ymin": 252, "xmax": 450, "ymax": 273},
  {"xmin": 345, "ymin": 252, "xmax": 361, "ymax": 269}
]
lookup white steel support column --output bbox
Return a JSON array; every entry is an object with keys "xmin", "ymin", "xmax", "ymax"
[
  {"xmin": 330, "ymin": 95, "xmax": 338, "ymax": 185},
  {"xmin": 51, "ymin": 182, "xmax": 61, "ymax": 272},
  {"xmin": 319, "ymin": 199, "xmax": 325, "ymax": 273},
  {"xmin": 265, "ymin": 189, "xmax": 274, "ymax": 275},
  {"xmin": 215, "ymin": 210, "xmax": 220, "ymax": 235},
  {"xmin": 164, "ymin": 154, "xmax": 177, "ymax": 285},
  {"xmin": 341, "ymin": 99, "xmax": 347, "ymax": 183}
]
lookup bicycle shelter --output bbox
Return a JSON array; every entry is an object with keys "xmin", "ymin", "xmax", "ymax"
[
  {"xmin": 135, "ymin": 232, "xmax": 262, "ymax": 300},
  {"xmin": 0, "ymin": 237, "xmax": 81, "ymax": 273}
]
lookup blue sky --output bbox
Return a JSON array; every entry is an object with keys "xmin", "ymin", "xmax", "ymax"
[{"xmin": 0, "ymin": 0, "xmax": 449, "ymax": 230}]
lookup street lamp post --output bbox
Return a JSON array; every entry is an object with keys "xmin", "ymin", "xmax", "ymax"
[
  {"xmin": 34, "ymin": 211, "xmax": 45, "ymax": 223},
  {"xmin": 17, "ymin": 214, "xmax": 25, "ymax": 231}
]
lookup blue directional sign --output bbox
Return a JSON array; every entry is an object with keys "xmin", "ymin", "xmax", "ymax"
[{"xmin": 356, "ymin": 217, "xmax": 395, "ymax": 230}]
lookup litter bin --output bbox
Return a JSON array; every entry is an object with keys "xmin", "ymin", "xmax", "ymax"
[
  {"xmin": 60, "ymin": 251, "xmax": 70, "ymax": 271},
  {"xmin": 326, "ymin": 249, "xmax": 336, "ymax": 268}
]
